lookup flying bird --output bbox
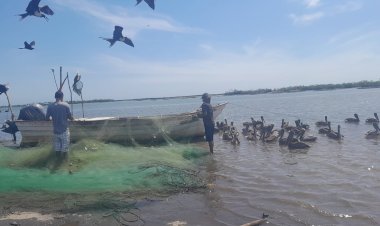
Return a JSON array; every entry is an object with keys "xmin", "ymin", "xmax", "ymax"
[
  {"xmin": 136, "ymin": 0, "xmax": 155, "ymax": 10},
  {"xmin": 99, "ymin": 26, "xmax": 134, "ymax": 48},
  {"xmin": 18, "ymin": 0, "xmax": 54, "ymax": 21},
  {"xmin": 19, "ymin": 41, "xmax": 35, "ymax": 50}
]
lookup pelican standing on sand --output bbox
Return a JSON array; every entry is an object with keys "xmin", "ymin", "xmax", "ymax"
[
  {"xmin": 19, "ymin": 41, "xmax": 35, "ymax": 50},
  {"xmin": 100, "ymin": 26, "xmax": 134, "ymax": 48},
  {"xmin": 18, "ymin": 0, "xmax": 54, "ymax": 21}
]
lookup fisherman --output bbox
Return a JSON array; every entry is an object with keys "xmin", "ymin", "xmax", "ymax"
[
  {"xmin": 199, "ymin": 93, "xmax": 214, "ymax": 154},
  {"xmin": 46, "ymin": 91, "xmax": 73, "ymax": 160}
]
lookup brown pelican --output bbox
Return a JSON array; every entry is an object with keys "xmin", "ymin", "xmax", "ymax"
[
  {"xmin": 18, "ymin": 0, "xmax": 54, "ymax": 21},
  {"xmin": 136, "ymin": 0, "xmax": 155, "ymax": 10},
  {"xmin": 287, "ymin": 131, "xmax": 310, "ymax": 150},
  {"xmin": 366, "ymin": 113, "xmax": 379, "ymax": 124},
  {"xmin": 281, "ymin": 119, "xmax": 289, "ymax": 128},
  {"xmin": 345, "ymin": 114, "xmax": 359, "ymax": 123},
  {"xmin": 316, "ymin": 116, "xmax": 329, "ymax": 127},
  {"xmin": 319, "ymin": 121, "xmax": 331, "ymax": 134},
  {"xmin": 299, "ymin": 129, "xmax": 317, "ymax": 142},
  {"xmin": 264, "ymin": 130, "xmax": 279, "ymax": 142},
  {"xmin": 259, "ymin": 123, "xmax": 274, "ymax": 141},
  {"xmin": 327, "ymin": 125, "xmax": 343, "ymax": 140},
  {"xmin": 246, "ymin": 127, "xmax": 257, "ymax": 141},
  {"xmin": 297, "ymin": 119, "xmax": 309, "ymax": 130},
  {"xmin": 365, "ymin": 122, "xmax": 380, "ymax": 139},
  {"xmin": 252, "ymin": 117, "xmax": 263, "ymax": 128},
  {"xmin": 242, "ymin": 124, "xmax": 250, "ymax": 136},
  {"xmin": 279, "ymin": 129, "xmax": 299, "ymax": 145},
  {"xmin": 100, "ymin": 26, "xmax": 134, "ymax": 47},
  {"xmin": 19, "ymin": 41, "xmax": 35, "ymax": 50}
]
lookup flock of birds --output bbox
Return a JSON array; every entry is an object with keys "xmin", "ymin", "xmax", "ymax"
[
  {"xmin": 215, "ymin": 113, "xmax": 380, "ymax": 151},
  {"xmin": 17, "ymin": 0, "xmax": 155, "ymax": 50}
]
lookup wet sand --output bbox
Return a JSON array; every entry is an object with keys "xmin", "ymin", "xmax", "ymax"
[{"xmin": 0, "ymin": 193, "xmax": 225, "ymax": 226}]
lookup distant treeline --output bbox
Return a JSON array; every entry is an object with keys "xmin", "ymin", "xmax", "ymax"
[
  {"xmin": 224, "ymin": 80, "xmax": 380, "ymax": 95},
  {"xmin": 68, "ymin": 99, "xmax": 115, "ymax": 104}
]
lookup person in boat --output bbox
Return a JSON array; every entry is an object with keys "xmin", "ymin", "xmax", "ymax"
[
  {"xmin": 198, "ymin": 93, "xmax": 214, "ymax": 154},
  {"xmin": 46, "ymin": 91, "xmax": 73, "ymax": 160}
]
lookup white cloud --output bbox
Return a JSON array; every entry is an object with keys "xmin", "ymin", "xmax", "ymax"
[
  {"xmin": 80, "ymin": 34, "xmax": 380, "ymax": 100},
  {"xmin": 334, "ymin": 1, "xmax": 362, "ymax": 14},
  {"xmin": 290, "ymin": 1, "xmax": 362, "ymax": 26},
  {"xmin": 199, "ymin": 44, "xmax": 213, "ymax": 52},
  {"xmin": 328, "ymin": 30, "xmax": 380, "ymax": 52},
  {"xmin": 305, "ymin": 0, "xmax": 321, "ymax": 8},
  {"xmin": 289, "ymin": 12, "xmax": 324, "ymax": 25},
  {"xmin": 53, "ymin": 0, "xmax": 201, "ymax": 38}
]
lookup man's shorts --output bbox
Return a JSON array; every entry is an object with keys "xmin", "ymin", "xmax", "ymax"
[
  {"xmin": 53, "ymin": 130, "xmax": 70, "ymax": 152},
  {"xmin": 204, "ymin": 125, "xmax": 214, "ymax": 142}
]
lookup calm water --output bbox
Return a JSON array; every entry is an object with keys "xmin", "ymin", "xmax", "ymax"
[{"xmin": 1, "ymin": 88, "xmax": 380, "ymax": 226}]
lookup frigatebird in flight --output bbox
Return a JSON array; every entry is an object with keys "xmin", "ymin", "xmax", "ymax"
[
  {"xmin": 136, "ymin": 0, "xmax": 155, "ymax": 10},
  {"xmin": 19, "ymin": 41, "xmax": 35, "ymax": 50},
  {"xmin": 99, "ymin": 26, "xmax": 134, "ymax": 48},
  {"xmin": 18, "ymin": 0, "xmax": 54, "ymax": 21}
]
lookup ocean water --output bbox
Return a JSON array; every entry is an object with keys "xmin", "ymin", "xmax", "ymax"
[{"xmin": 1, "ymin": 88, "xmax": 380, "ymax": 225}]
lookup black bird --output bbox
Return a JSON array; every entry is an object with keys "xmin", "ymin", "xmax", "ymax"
[
  {"xmin": 136, "ymin": 0, "xmax": 155, "ymax": 10},
  {"xmin": 19, "ymin": 41, "xmax": 35, "ymax": 50},
  {"xmin": 0, "ymin": 84, "xmax": 9, "ymax": 95},
  {"xmin": 18, "ymin": 0, "xmax": 54, "ymax": 21},
  {"xmin": 100, "ymin": 26, "xmax": 134, "ymax": 48}
]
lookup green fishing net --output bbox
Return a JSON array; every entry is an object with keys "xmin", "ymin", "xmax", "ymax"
[{"xmin": 0, "ymin": 140, "xmax": 209, "ymax": 194}]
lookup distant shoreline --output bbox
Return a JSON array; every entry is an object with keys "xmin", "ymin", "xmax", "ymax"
[
  {"xmin": 224, "ymin": 80, "xmax": 380, "ymax": 96},
  {"xmin": 3, "ymin": 80, "xmax": 379, "ymax": 108}
]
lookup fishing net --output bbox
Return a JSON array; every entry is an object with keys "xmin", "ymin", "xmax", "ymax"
[
  {"xmin": 0, "ymin": 140, "xmax": 210, "ymax": 222},
  {"xmin": 0, "ymin": 140, "xmax": 209, "ymax": 194}
]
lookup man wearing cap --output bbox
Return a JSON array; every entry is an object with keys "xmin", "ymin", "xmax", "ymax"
[
  {"xmin": 199, "ymin": 93, "xmax": 214, "ymax": 154},
  {"xmin": 46, "ymin": 91, "xmax": 73, "ymax": 159}
]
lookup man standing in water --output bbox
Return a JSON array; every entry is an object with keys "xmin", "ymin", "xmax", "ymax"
[
  {"xmin": 199, "ymin": 93, "xmax": 214, "ymax": 154},
  {"xmin": 46, "ymin": 91, "xmax": 73, "ymax": 160}
]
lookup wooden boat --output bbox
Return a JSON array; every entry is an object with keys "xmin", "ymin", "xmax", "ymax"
[{"xmin": 15, "ymin": 102, "xmax": 227, "ymax": 146}]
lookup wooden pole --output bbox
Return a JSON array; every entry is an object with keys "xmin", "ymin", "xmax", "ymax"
[
  {"xmin": 4, "ymin": 92, "xmax": 14, "ymax": 121},
  {"xmin": 66, "ymin": 73, "xmax": 74, "ymax": 114},
  {"xmin": 59, "ymin": 66, "xmax": 62, "ymax": 90},
  {"xmin": 80, "ymin": 94, "xmax": 84, "ymax": 118}
]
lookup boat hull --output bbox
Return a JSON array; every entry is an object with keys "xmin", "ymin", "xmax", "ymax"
[{"xmin": 15, "ymin": 103, "xmax": 227, "ymax": 146}]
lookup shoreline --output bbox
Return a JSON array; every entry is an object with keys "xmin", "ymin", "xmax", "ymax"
[{"xmin": 0, "ymin": 191, "xmax": 220, "ymax": 226}]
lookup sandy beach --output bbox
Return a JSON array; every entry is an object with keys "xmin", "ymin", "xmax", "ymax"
[{"xmin": 0, "ymin": 192, "xmax": 225, "ymax": 226}]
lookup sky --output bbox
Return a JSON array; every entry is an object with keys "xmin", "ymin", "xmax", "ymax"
[{"xmin": 1, "ymin": 0, "xmax": 380, "ymax": 105}]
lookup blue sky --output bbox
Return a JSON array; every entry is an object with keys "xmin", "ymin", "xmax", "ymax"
[{"xmin": 1, "ymin": 0, "xmax": 380, "ymax": 105}]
